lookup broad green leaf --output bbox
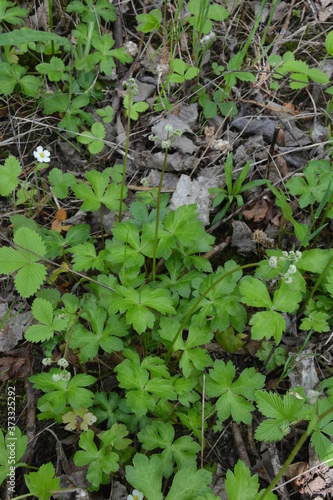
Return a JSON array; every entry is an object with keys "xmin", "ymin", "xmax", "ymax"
[
  {"xmin": 225, "ymin": 460, "xmax": 259, "ymax": 500},
  {"xmin": 166, "ymin": 467, "xmax": 212, "ymax": 500},
  {"xmin": 36, "ymin": 56, "xmax": 68, "ymax": 82},
  {"xmin": 0, "ymin": 427, "xmax": 27, "ymax": 484},
  {"xmin": 0, "ymin": 28, "xmax": 74, "ymax": 51},
  {"xmin": 250, "ymin": 310, "xmax": 286, "ymax": 344},
  {"xmin": 206, "ymin": 360, "xmax": 265, "ymax": 424},
  {"xmin": 326, "ymin": 31, "xmax": 333, "ymax": 56},
  {"xmin": 0, "ymin": 228, "xmax": 47, "ymax": 298},
  {"xmin": 0, "ymin": 155, "xmax": 21, "ymax": 196},
  {"xmin": 25, "ymin": 462, "xmax": 60, "ymax": 500},
  {"xmin": 272, "ymin": 286, "xmax": 302, "ymax": 313},
  {"xmin": 48, "ymin": 168, "xmax": 76, "ymax": 198},
  {"xmin": 255, "ymin": 391, "xmax": 306, "ymax": 442},
  {"xmin": 126, "ymin": 453, "xmax": 163, "ymax": 500},
  {"xmin": 240, "ymin": 277, "xmax": 272, "ymax": 309},
  {"xmin": 136, "ymin": 8, "xmax": 161, "ymax": 33},
  {"xmin": 25, "ymin": 298, "xmax": 54, "ymax": 342}
]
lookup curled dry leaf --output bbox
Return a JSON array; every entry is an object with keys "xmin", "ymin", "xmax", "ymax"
[{"xmin": 0, "ymin": 348, "xmax": 33, "ymax": 381}]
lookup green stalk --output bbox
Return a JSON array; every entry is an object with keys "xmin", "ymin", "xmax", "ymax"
[
  {"xmin": 84, "ymin": 21, "xmax": 95, "ymax": 59},
  {"xmin": 258, "ymin": 405, "xmax": 333, "ymax": 499},
  {"xmin": 312, "ymin": 188, "xmax": 333, "ymax": 248},
  {"xmin": 99, "ymin": 205, "xmax": 105, "ymax": 249},
  {"xmin": 118, "ymin": 97, "xmax": 131, "ymax": 222},
  {"xmin": 152, "ymin": 139, "xmax": 169, "ymax": 281},
  {"xmin": 47, "ymin": 0, "xmax": 54, "ymax": 57},
  {"xmin": 242, "ymin": 0, "xmax": 268, "ymax": 58},
  {"xmin": 165, "ymin": 262, "xmax": 259, "ymax": 365}
]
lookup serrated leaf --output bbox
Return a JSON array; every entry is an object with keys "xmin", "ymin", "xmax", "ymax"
[
  {"xmin": 25, "ymin": 462, "xmax": 60, "ymax": 500},
  {"xmin": 126, "ymin": 453, "xmax": 163, "ymax": 500},
  {"xmin": 0, "ymin": 155, "xmax": 22, "ymax": 195},
  {"xmin": 48, "ymin": 168, "xmax": 76, "ymax": 198},
  {"xmin": 250, "ymin": 310, "xmax": 286, "ymax": 344},
  {"xmin": 206, "ymin": 360, "xmax": 265, "ymax": 424},
  {"xmin": 240, "ymin": 277, "xmax": 272, "ymax": 309},
  {"xmin": 225, "ymin": 460, "xmax": 259, "ymax": 500},
  {"xmin": 166, "ymin": 467, "xmax": 212, "ymax": 500}
]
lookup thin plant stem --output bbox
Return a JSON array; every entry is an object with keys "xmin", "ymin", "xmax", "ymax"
[
  {"xmin": 118, "ymin": 98, "xmax": 131, "ymax": 222},
  {"xmin": 47, "ymin": 0, "xmax": 54, "ymax": 57},
  {"xmin": 258, "ymin": 405, "xmax": 333, "ymax": 499},
  {"xmin": 312, "ymin": 188, "xmax": 333, "ymax": 248},
  {"xmin": 99, "ymin": 205, "xmax": 105, "ymax": 249},
  {"xmin": 152, "ymin": 142, "xmax": 169, "ymax": 281}
]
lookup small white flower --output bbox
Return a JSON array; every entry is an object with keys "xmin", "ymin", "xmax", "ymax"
[
  {"xmin": 33, "ymin": 146, "xmax": 50, "ymax": 163},
  {"xmin": 161, "ymin": 140, "xmax": 171, "ymax": 150},
  {"xmin": 61, "ymin": 370, "xmax": 71, "ymax": 382},
  {"xmin": 281, "ymin": 251, "xmax": 288, "ymax": 259},
  {"xmin": 42, "ymin": 358, "xmax": 52, "ymax": 366},
  {"xmin": 200, "ymin": 31, "xmax": 216, "ymax": 45},
  {"xmin": 287, "ymin": 264, "xmax": 297, "ymax": 275},
  {"xmin": 288, "ymin": 250, "xmax": 295, "ymax": 260},
  {"xmin": 127, "ymin": 490, "xmax": 144, "ymax": 500},
  {"xmin": 295, "ymin": 250, "xmax": 302, "ymax": 261},
  {"xmin": 57, "ymin": 358, "xmax": 69, "ymax": 368},
  {"xmin": 124, "ymin": 41, "xmax": 138, "ymax": 57},
  {"xmin": 173, "ymin": 128, "xmax": 183, "ymax": 137},
  {"xmin": 165, "ymin": 124, "xmax": 173, "ymax": 133},
  {"xmin": 283, "ymin": 275, "xmax": 292, "ymax": 285},
  {"xmin": 52, "ymin": 373, "xmax": 62, "ymax": 382},
  {"xmin": 148, "ymin": 134, "xmax": 158, "ymax": 141},
  {"xmin": 269, "ymin": 256, "xmax": 278, "ymax": 268}
]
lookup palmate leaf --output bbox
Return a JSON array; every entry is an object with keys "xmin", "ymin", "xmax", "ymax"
[
  {"xmin": 165, "ymin": 467, "xmax": 212, "ymax": 500},
  {"xmin": 109, "ymin": 285, "xmax": 175, "ymax": 334},
  {"xmin": 0, "ymin": 228, "xmax": 47, "ymax": 298},
  {"xmin": 74, "ymin": 429, "xmax": 120, "ymax": 489},
  {"xmin": 126, "ymin": 453, "xmax": 163, "ymax": 500},
  {"xmin": 138, "ymin": 421, "xmax": 200, "ymax": 478},
  {"xmin": 73, "ymin": 169, "xmax": 125, "ymax": 212}
]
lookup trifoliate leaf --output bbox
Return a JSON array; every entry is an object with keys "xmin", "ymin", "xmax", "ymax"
[{"xmin": 48, "ymin": 168, "xmax": 76, "ymax": 198}]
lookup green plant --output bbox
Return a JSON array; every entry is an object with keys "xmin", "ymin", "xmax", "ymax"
[{"xmin": 209, "ymin": 153, "xmax": 266, "ymax": 223}]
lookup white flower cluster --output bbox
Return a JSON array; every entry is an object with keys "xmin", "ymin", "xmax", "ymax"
[
  {"xmin": 200, "ymin": 31, "xmax": 216, "ymax": 45},
  {"xmin": 268, "ymin": 250, "xmax": 302, "ymax": 284},
  {"xmin": 149, "ymin": 124, "xmax": 182, "ymax": 150},
  {"xmin": 52, "ymin": 370, "xmax": 71, "ymax": 382},
  {"xmin": 123, "ymin": 77, "xmax": 138, "ymax": 97}
]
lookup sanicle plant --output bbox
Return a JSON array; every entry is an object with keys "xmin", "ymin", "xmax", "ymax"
[{"xmin": 1, "ymin": 143, "xmax": 333, "ymax": 500}]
